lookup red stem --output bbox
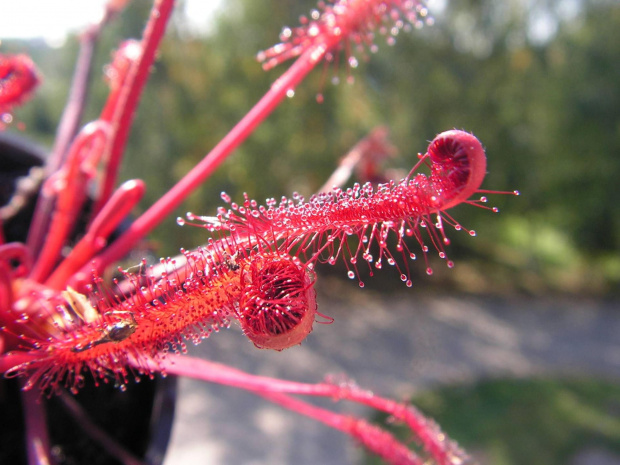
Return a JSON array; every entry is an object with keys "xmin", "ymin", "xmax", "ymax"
[
  {"xmin": 141, "ymin": 354, "xmax": 465, "ymax": 465},
  {"xmin": 26, "ymin": 7, "xmax": 119, "ymax": 257},
  {"xmin": 21, "ymin": 385, "xmax": 52, "ymax": 465},
  {"xmin": 28, "ymin": 123, "xmax": 111, "ymax": 283},
  {"xmin": 29, "ymin": 0, "xmax": 174, "ymax": 287},
  {"xmin": 93, "ymin": 0, "xmax": 175, "ymax": 216},
  {"xmin": 72, "ymin": 37, "xmax": 340, "ymax": 288},
  {"xmin": 258, "ymin": 391, "xmax": 422, "ymax": 465},
  {"xmin": 45, "ymin": 180, "xmax": 145, "ymax": 290},
  {"xmin": 136, "ymin": 354, "xmax": 422, "ymax": 465}
]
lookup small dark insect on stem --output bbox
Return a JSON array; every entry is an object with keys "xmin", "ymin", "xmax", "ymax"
[{"xmin": 71, "ymin": 311, "xmax": 137, "ymax": 353}]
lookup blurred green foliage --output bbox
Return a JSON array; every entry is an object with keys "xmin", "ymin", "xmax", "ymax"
[
  {"xmin": 3, "ymin": 0, "xmax": 619, "ymax": 295},
  {"xmin": 366, "ymin": 377, "xmax": 620, "ymax": 465}
]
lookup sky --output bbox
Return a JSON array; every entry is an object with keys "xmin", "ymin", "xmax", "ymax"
[{"xmin": 0, "ymin": 0, "xmax": 222, "ymax": 45}]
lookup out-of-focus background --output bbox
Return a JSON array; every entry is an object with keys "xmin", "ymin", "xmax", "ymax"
[{"xmin": 2, "ymin": 0, "xmax": 619, "ymax": 464}]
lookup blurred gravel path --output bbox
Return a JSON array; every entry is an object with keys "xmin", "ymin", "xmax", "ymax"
[{"xmin": 163, "ymin": 280, "xmax": 620, "ymax": 465}]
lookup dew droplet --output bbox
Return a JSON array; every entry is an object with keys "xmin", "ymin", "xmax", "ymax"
[
  {"xmin": 176, "ymin": 217, "xmax": 185, "ymax": 226},
  {"xmin": 286, "ymin": 88, "xmax": 295, "ymax": 98},
  {"xmin": 347, "ymin": 270, "xmax": 355, "ymax": 279},
  {"xmin": 400, "ymin": 274, "xmax": 407, "ymax": 282},
  {"xmin": 406, "ymin": 280, "xmax": 413, "ymax": 287},
  {"xmin": 426, "ymin": 267, "xmax": 433, "ymax": 275},
  {"xmin": 220, "ymin": 192, "xmax": 231, "ymax": 203},
  {"xmin": 359, "ymin": 281, "xmax": 365, "ymax": 288},
  {"xmin": 469, "ymin": 230, "xmax": 476, "ymax": 237}
]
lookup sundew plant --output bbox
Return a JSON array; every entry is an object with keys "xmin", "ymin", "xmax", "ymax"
[{"xmin": 0, "ymin": 1, "xmax": 517, "ymax": 464}]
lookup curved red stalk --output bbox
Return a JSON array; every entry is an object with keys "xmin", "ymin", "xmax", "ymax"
[
  {"xmin": 93, "ymin": 40, "xmax": 146, "ymax": 217},
  {"xmin": 28, "ymin": 122, "xmax": 112, "ymax": 282},
  {"xmin": 185, "ymin": 130, "xmax": 491, "ymax": 286},
  {"xmin": 91, "ymin": 0, "xmax": 174, "ymax": 216},
  {"xmin": 45, "ymin": 179, "xmax": 146, "ymax": 290}
]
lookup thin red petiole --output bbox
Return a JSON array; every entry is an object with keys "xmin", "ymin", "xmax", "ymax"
[
  {"xmin": 258, "ymin": 391, "xmax": 423, "ymax": 465},
  {"xmin": 45, "ymin": 180, "xmax": 145, "ymax": 290},
  {"xmin": 21, "ymin": 384, "xmax": 52, "ymax": 465},
  {"xmin": 317, "ymin": 126, "xmax": 397, "ymax": 193},
  {"xmin": 26, "ymin": 2, "xmax": 127, "ymax": 257},
  {"xmin": 93, "ymin": 0, "xmax": 175, "ymax": 217},
  {"xmin": 140, "ymin": 354, "xmax": 469, "ymax": 465},
  {"xmin": 29, "ymin": 0, "xmax": 174, "ymax": 286},
  {"xmin": 69, "ymin": 35, "xmax": 343, "ymax": 288},
  {"xmin": 28, "ymin": 122, "xmax": 111, "ymax": 283}
]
